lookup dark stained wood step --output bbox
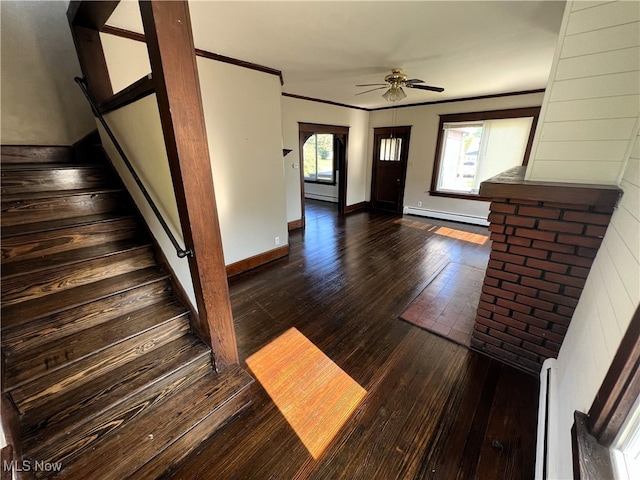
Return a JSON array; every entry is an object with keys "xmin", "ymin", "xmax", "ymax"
[
  {"xmin": 4, "ymin": 299, "xmax": 190, "ymax": 392},
  {"xmin": 52, "ymin": 365, "xmax": 254, "ymax": 480},
  {"xmin": 1, "ymin": 276, "xmax": 173, "ymax": 358},
  {"xmin": 2, "ymin": 239, "xmax": 152, "ymax": 279},
  {"xmin": 8, "ymin": 313, "xmax": 191, "ymax": 414},
  {"xmin": 1, "ymin": 146, "xmax": 75, "ymax": 164},
  {"xmin": 19, "ymin": 335, "xmax": 209, "ymax": 438},
  {"xmin": 1, "ymin": 189, "xmax": 128, "ymax": 227},
  {"xmin": 1, "ymin": 212, "xmax": 136, "ymax": 239},
  {"xmin": 1, "ymin": 186, "xmax": 123, "ymax": 203},
  {"xmin": 1, "ymin": 214, "xmax": 141, "ymax": 264},
  {"xmin": 1, "ymin": 164, "xmax": 115, "ymax": 195},
  {"xmin": 1, "ymin": 267, "xmax": 171, "ymax": 331},
  {"xmin": 1, "ymin": 244, "xmax": 156, "ymax": 307},
  {"xmin": 23, "ymin": 339, "xmax": 211, "ymax": 467}
]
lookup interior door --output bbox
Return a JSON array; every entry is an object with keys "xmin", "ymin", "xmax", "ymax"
[{"xmin": 371, "ymin": 126, "xmax": 411, "ymax": 213}]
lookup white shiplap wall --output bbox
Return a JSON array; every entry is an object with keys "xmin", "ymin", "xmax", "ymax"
[
  {"xmin": 526, "ymin": 0, "xmax": 640, "ymax": 184},
  {"xmin": 549, "ymin": 132, "xmax": 640, "ymax": 479}
]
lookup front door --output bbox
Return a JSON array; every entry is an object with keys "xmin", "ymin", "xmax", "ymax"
[{"xmin": 371, "ymin": 126, "xmax": 411, "ymax": 213}]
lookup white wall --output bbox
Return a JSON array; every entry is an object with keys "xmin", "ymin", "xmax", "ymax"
[
  {"xmin": 198, "ymin": 58, "xmax": 288, "ymax": 265},
  {"xmin": 367, "ymin": 93, "xmax": 544, "ymax": 222},
  {"xmin": 549, "ymin": 133, "xmax": 640, "ymax": 480},
  {"xmin": 526, "ymin": 0, "xmax": 640, "ymax": 184},
  {"xmin": 100, "ymin": 95, "xmax": 197, "ymax": 309},
  {"xmin": 281, "ymin": 96, "xmax": 369, "ymax": 222},
  {"xmin": 101, "ymin": 32, "xmax": 287, "ymax": 268},
  {"xmin": 1, "ymin": 1, "xmax": 95, "ymax": 145},
  {"xmin": 530, "ymin": 2, "xmax": 640, "ymax": 478},
  {"xmin": 100, "ymin": 32, "xmax": 151, "ymax": 94}
]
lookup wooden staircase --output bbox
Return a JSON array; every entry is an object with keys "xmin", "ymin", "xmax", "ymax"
[{"xmin": 1, "ymin": 144, "xmax": 253, "ymax": 479}]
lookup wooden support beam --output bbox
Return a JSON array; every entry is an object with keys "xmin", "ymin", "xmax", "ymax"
[
  {"xmin": 67, "ymin": 0, "xmax": 119, "ymax": 30},
  {"xmin": 139, "ymin": 0, "xmax": 239, "ymax": 369},
  {"xmin": 67, "ymin": 1, "xmax": 118, "ymax": 104},
  {"xmin": 69, "ymin": 25, "xmax": 113, "ymax": 104}
]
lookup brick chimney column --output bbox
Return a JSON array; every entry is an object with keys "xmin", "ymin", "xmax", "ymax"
[{"xmin": 471, "ymin": 167, "xmax": 622, "ymax": 374}]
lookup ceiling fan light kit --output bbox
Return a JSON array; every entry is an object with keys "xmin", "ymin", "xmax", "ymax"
[
  {"xmin": 382, "ymin": 85, "xmax": 406, "ymax": 102},
  {"xmin": 356, "ymin": 68, "xmax": 444, "ymax": 103}
]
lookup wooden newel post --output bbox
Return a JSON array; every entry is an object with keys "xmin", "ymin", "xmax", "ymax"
[{"xmin": 139, "ymin": 0, "xmax": 239, "ymax": 370}]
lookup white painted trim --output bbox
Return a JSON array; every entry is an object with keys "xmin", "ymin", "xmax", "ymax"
[
  {"xmin": 536, "ymin": 357, "xmax": 558, "ymax": 480},
  {"xmin": 404, "ymin": 206, "xmax": 489, "ymax": 226}
]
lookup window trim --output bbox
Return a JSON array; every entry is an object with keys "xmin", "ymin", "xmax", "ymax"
[
  {"xmin": 429, "ymin": 107, "xmax": 540, "ymax": 201},
  {"xmin": 572, "ymin": 306, "xmax": 640, "ymax": 479}
]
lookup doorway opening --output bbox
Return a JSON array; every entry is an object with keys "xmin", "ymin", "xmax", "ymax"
[
  {"xmin": 298, "ymin": 123, "xmax": 349, "ymax": 227},
  {"xmin": 370, "ymin": 126, "xmax": 411, "ymax": 213}
]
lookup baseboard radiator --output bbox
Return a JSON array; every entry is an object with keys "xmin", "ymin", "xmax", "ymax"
[
  {"xmin": 535, "ymin": 358, "xmax": 557, "ymax": 480},
  {"xmin": 403, "ymin": 206, "xmax": 489, "ymax": 227}
]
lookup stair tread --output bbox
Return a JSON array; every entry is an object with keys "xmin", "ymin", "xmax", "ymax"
[
  {"xmin": 21, "ymin": 336, "xmax": 210, "ymax": 456},
  {"xmin": 1, "ymin": 267, "xmax": 170, "ymax": 330},
  {"xmin": 2, "ymin": 279, "xmax": 173, "ymax": 357},
  {"xmin": 1, "ymin": 213, "xmax": 136, "ymax": 239},
  {"xmin": 1, "ymin": 163, "xmax": 108, "ymax": 172},
  {"xmin": 2, "ymin": 239, "xmax": 152, "ymax": 279},
  {"xmin": 9, "ymin": 314, "xmax": 190, "ymax": 414},
  {"xmin": 1, "ymin": 186, "xmax": 122, "ymax": 203},
  {"xmin": 1, "ymin": 246, "xmax": 156, "ymax": 308},
  {"xmin": 4, "ymin": 299, "xmax": 190, "ymax": 391},
  {"xmin": 53, "ymin": 365, "xmax": 254, "ymax": 480},
  {"xmin": 22, "ymin": 335, "xmax": 205, "ymax": 437}
]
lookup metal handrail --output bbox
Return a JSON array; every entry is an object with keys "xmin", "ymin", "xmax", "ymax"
[{"xmin": 75, "ymin": 77, "xmax": 194, "ymax": 259}]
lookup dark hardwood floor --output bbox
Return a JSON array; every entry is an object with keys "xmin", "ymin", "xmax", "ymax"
[{"xmin": 168, "ymin": 201, "xmax": 539, "ymax": 480}]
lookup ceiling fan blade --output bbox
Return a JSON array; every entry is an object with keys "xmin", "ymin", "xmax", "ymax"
[
  {"xmin": 355, "ymin": 83, "xmax": 388, "ymax": 87},
  {"xmin": 355, "ymin": 86, "xmax": 388, "ymax": 96},
  {"xmin": 404, "ymin": 79, "xmax": 425, "ymax": 84},
  {"xmin": 406, "ymin": 84, "xmax": 445, "ymax": 93}
]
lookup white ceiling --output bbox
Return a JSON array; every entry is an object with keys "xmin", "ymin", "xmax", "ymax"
[{"xmin": 108, "ymin": 1, "xmax": 566, "ymax": 109}]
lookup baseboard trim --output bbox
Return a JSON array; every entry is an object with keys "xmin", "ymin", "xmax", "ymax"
[
  {"xmin": 226, "ymin": 245, "xmax": 289, "ymax": 278},
  {"xmin": 404, "ymin": 206, "xmax": 489, "ymax": 226},
  {"xmin": 344, "ymin": 202, "xmax": 367, "ymax": 214},
  {"xmin": 288, "ymin": 219, "xmax": 303, "ymax": 231}
]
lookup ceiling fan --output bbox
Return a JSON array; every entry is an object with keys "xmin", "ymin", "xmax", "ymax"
[{"xmin": 356, "ymin": 68, "xmax": 444, "ymax": 102}]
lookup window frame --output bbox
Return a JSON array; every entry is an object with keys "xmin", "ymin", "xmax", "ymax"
[
  {"xmin": 302, "ymin": 133, "xmax": 337, "ymax": 186},
  {"xmin": 572, "ymin": 306, "xmax": 640, "ymax": 479},
  {"xmin": 429, "ymin": 107, "xmax": 540, "ymax": 201}
]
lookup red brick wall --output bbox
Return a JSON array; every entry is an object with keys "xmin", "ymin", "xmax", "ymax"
[{"xmin": 471, "ymin": 199, "xmax": 614, "ymax": 373}]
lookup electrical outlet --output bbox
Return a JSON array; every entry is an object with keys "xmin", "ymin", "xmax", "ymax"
[
  {"xmin": 275, "ymin": 236, "xmax": 280, "ymax": 246},
  {"xmin": 417, "ymin": 201, "xmax": 423, "ymax": 207}
]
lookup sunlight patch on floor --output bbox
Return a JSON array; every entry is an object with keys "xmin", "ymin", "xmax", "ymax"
[
  {"xmin": 435, "ymin": 226, "xmax": 488, "ymax": 245},
  {"xmin": 246, "ymin": 327, "xmax": 367, "ymax": 460}
]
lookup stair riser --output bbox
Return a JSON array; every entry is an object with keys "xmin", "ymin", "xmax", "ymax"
[
  {"xmin": 10, "ymin": 315, "xmax": 191, "ymax": 413},
  {"xmin": 1, "ymin": 168, "xmax": 114, "ymax": 195},
  {"xmin": 0, "ymin": 146, "xmax": 74, "ymax": 164},
  {"xmin": 2, "ymin": 280, "xmax": 174, "ymax": 357},
  {"xmin": 1, "ymin": 191, "xmax": 126, "ymax": 227},
  {"xmin": 1, "ymin": 217, "xmax": 141, "ymax": 265},
  {"xmin": 28, "ymin": 358, "xmax": 212, "ymax": 468},
  {"xmin": 5, "ymin": 302, "xmax": 190, "ymax": 392},
  {"xmin": 1, "ymin": 247, "xmax": 157, "ymax": 307}
]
